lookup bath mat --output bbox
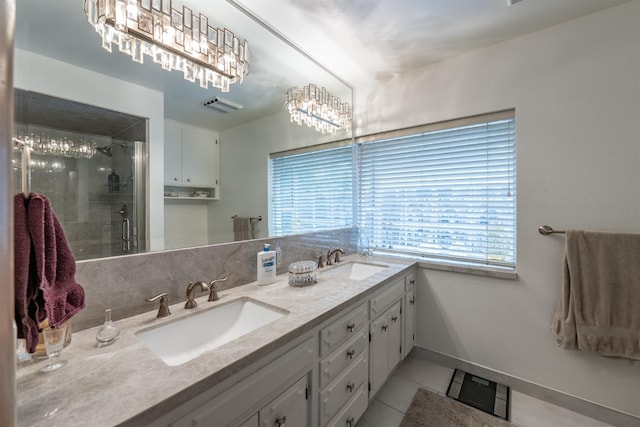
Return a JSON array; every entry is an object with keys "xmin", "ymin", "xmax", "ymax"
[
  {"xmin": 446, "ymin": 369, "xmax": 510, "ymax": 421},
  {"xmin": 399, "ymin": 387, "xmax": 514, "ymax": 427}
]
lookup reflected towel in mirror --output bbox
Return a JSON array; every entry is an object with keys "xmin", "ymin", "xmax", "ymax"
[{"xmin": 233, "ymin": 217, "xmax": 253, "ymax": 241}]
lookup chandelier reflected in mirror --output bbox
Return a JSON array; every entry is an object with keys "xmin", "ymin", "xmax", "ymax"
[
  {"xmin": 285, "ymin": 84, "xmax": 352, "ymax": 134},
  {"xmin": 84, "ymin": 0, "xmax": 250, "ymax": 92},
  {"xmin": 14, "ymin": 126, "xmax": 97, "ymax": 159}
]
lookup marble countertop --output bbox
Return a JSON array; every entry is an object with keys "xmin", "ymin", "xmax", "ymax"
[{"xmin": 16, "ymin": 256, "xmax": 414, "ymax": 427}]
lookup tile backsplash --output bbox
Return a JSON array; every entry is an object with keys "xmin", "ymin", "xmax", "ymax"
[{"xmin": 72, "ymin": 228, "xmax": 356, "ymax": 331}]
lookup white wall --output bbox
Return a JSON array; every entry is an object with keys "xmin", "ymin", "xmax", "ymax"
[
  {"xmin": 212, "ymin": 110, "xmax": 342, "ymax": 242},
  {"xmin": 13, "ymin": 49, "xmax": 166, "ymax": 250},
  {"xmin": 355, "ymin": 2, "xmax": 640, "ymax": 416}
]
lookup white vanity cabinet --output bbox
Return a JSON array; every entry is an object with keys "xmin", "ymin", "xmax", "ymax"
[
  {"xmin": 164, "ymin": 120, "xmax": 219, "ymax": 196},
  {"xmin": 318, "ymin": 302, "xmax": 369, "ymax": 427},
  {"xmin": 367, "ymin": 269, "xmax": 415, "ymax": 398},
  {"xmin": 369, "ymin": 300, "xmax": 402, "ymax": 397},
  {"xmin": 402, "ymin": 270, "xmax": 416, "ymax": 360},
  {"xmin": 165, "ymin": 337, "xmax": 313, "ymax": 427},
  {"xmin": 149, "ymin": 265, "xmax": 418, "ymax": 427}
]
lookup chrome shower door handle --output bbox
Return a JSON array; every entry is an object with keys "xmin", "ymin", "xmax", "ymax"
[{"xmin": 122, "ymin": 217, "xmax": 131, "ymax": 253}]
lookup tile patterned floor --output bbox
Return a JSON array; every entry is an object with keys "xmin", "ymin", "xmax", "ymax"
[{"xmin": 356, "ymin": 354, "xmax": 615, "ymax": 427}]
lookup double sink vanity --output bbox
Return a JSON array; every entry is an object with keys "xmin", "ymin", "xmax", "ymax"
[{"xmin": 17, "ymin": 255, "xmax": 417, "ymax": 427}]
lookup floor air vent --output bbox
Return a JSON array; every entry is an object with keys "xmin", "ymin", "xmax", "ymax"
[
  {"xmin": 203, "ymin": 97, "xmax": 243, "ymax": 113},
  {"xmin": 446, "ymin": 369, "xmax": 510, "ymax": 421}
]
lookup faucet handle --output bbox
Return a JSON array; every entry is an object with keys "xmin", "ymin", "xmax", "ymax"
[
  {"xmin": 208, "ymin": 276, "xmax": 227, "ymax": 302},
  {"xmin": 317, "ymin": 254, "xmax": 324, "ymax": 268},
  {"xmin": 145, "ymin": 293, "xmax": 171, "ymax": 318}
]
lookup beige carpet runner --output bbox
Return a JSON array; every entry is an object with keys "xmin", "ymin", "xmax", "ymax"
[{"xmin": 400, "ymin": 388, "xmax": 516, "ymax": 427}]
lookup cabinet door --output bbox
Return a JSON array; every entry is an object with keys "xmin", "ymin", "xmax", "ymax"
[
  {"xmin": 259, "ymin": 375, "xmax": 308, "ymax": 427},
  {"xmin": 181, "ymin": 127, "xmax": 218, "ymax": 187},
  {"xmin": 368, "ymin": 314, "xmax": 389, "ymax": 398},
  {"xmin": 164, "ymin": 122, "xmax": 183, "ymax": 185},
  {"xmin": 239, "ymin": 413, "xmax": 259, "ymax": 427},
  {"xmin": 387, "ymin": 302, "xmax": 402, "ymax": 371},
  {"xmin": 403, "ymin": 287, "xmax": 416, "ymax": 360}
]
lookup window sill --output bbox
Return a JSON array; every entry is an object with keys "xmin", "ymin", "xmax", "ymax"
[
  {"xmin": 417, "ymin": 259, "xmax": 517, "ymax": 280},
  {"xmin": 370, "ymin": 251, "xmax": 517, "ymax": 280}
]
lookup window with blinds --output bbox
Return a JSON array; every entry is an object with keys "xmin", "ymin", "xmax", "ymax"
[
  {"xmin": 358, "ymin": 111, "xmax": 516, "ymax": 269},
  {"xmin": 270, "ymin": 144, "xmax": 353, "ymax": 236}
]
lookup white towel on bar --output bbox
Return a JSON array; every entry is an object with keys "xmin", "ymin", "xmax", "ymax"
[
  {"xmin": 551, "ymin": 229, "xmax": 640, "ymax": 361},
  {"xmin": 233, "ymin": 217, "xmax": 253, "ymax": 241}
]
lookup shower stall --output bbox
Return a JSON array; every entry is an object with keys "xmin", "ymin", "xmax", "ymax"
[{"xmin": 13, "ymin": 90, "xmax": 147, "ymax": 261}]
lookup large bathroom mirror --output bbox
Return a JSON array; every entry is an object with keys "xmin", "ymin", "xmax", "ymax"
[{"xmin": 14, "ymin": 0, "xmax": 353, "ymax": 260}]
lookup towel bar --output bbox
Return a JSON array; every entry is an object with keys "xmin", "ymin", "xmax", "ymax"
[
  {"xmin": 538, "ymin": 225, "xmax": 565, "ymax": 235},
  {"xmin": 231, "ymin": 215, "xmax": 262, "ymax": 221}
]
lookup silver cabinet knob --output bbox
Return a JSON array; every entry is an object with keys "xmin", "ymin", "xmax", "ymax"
[
  {"xmin": 276, "ymin": 416, "xmax": 286, "ymax": 426},
  {"xmin": 346, "ymin": 382, "xmax": 355, "ymax": 393},
  {"xmin": 381, "ymin": 324, "xmax": 389, "ymax": 332},
  {"xmin": 346, "ymin": 349, "xmax": 355, "ymax": 359},
  {"xmin": 347, "ymin": 417, "xmax": 355, "ymax": 427},
  {"xmin": 346, "ymin": 323, "xmax": 355, "ymax": 332},
  {"xmin": 391, "ymin": 315, "xmax": 398, "ymax": 322}
]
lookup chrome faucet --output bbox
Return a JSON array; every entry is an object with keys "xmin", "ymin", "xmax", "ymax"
[
  {"xmin": 185, "ymin": 281, "xmax": 209, "ymax": 309},
  {"xmin": 326, "ymin": 248, "xmax": 346, "ymax": 265},
  {"xmin": 208, "ymin": 276, "xmax": 228, "ymax": 302}
]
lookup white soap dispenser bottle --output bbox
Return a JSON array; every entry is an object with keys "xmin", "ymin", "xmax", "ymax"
[{"xmin": 257, "ymin": 243, "xmax": 277, "ymax": 285}]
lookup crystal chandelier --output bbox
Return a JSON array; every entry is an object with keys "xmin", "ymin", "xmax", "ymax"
[
  {"xmin": 84, "ymin": 0, "xmax": 249, "ymax": 92},
  {"xmin": 285, "ymin": 84, "xmax": 352, "ymax": 134}
]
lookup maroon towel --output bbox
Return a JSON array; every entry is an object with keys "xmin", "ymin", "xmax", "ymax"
[
  {"xmin": 26, "ymin": 193, "xmax": 85, "ymax": 331},
  {"xmin": 14, "ymin": 194, "xmax": 44, "ymax": 353}
]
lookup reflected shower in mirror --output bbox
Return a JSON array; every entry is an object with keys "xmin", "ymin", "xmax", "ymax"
[{"xmin": 13, "ymin": 90, "xmax": 147, "ymax": 260}]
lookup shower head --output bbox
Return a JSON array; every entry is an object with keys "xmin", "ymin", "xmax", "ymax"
[{"xmin": 96, "ymin": 145, "xmax": 112, "ymax": 157}]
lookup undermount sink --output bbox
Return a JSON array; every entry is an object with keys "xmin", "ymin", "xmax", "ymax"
[
  {"xmin": 322, "ymin": 261, "xmax": 388, "ymax": 281},
  {"xmin": 135, "ymin": 297, "xmax": 287, "ymax": 366}
]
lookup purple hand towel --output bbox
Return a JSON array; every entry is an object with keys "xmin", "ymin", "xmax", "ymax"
[
  {"xmin": 27, "ymin": 193, "xmax": 85, "ymax": 330},
  {"xmin": 14, "ymin": 194, "xmax": 44, "ymax": 353}
]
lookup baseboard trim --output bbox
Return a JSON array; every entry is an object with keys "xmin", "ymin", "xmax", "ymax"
[{"xmin": 411, "ymin": 347, "xmax": 640, "ymax": 427}]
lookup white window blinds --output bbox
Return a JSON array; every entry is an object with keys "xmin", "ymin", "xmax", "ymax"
[
  {"xmin": 270, "ymin": 144, "xmax": 353, "ymax": 236},
  {"xmin": 358, "ymin": 112, "xmax": 516, "ymax": 268}
]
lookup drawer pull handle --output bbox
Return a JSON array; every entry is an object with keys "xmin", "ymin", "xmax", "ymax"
[
  {"xmin": 382, "ymin": 324, "xmax": 389, "ymax": 332},
  {"xmin": 410, "ymin": 279, "xmax": 415, "ymax": 285},
  {"xmin": 347, "ymin": 417, "xmax": 355, "ymax": 427},
  {"xmin": 276, "ymin": 416, "xmax": 287, "ymax": 426},
  {"xmin": 410, "ymin": 297, "xmax": 415, "ymax": 305},
  {"xmin": 346, "ymin": 382, "xmax": 355, "ymax": 393},
  {"xmin": 346, "ymin": 323, "xmax": 355, "ymax": 332},
  {"xmin": 391, "ymin": 315, "xmax": 398, "ymax": 322},
  {"xmin": 346, "ymin": 349, "xmax": 356, "ymax": 359}
]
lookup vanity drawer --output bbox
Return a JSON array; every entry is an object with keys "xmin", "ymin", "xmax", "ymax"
[
  {"xmin": 320, "ymin": 327, "xmax": 368, "ymax": 388},
  {"xmin": 325, "ymin": 385, "xmax": 368, "ymax": 427},
  {"xmin": 319, "ymin": 352, "xmax": 368, "ymax": 426},
  {"xmin": 320, "ymin": 302, "xmax": 368, "ymax": 356},
  {"xmin": 370, "ymin": 277, "xmax": 404, "ymax": 319}
]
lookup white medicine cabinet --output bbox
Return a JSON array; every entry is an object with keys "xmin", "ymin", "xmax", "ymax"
[{"xmin": 164, "ymin": 120, "xmax": 220, "ymax": 200}]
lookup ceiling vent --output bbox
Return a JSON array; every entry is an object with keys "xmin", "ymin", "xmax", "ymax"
[{"xmin": 203, "ymin": 97, "xmax": 244, "ymax": 113}]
